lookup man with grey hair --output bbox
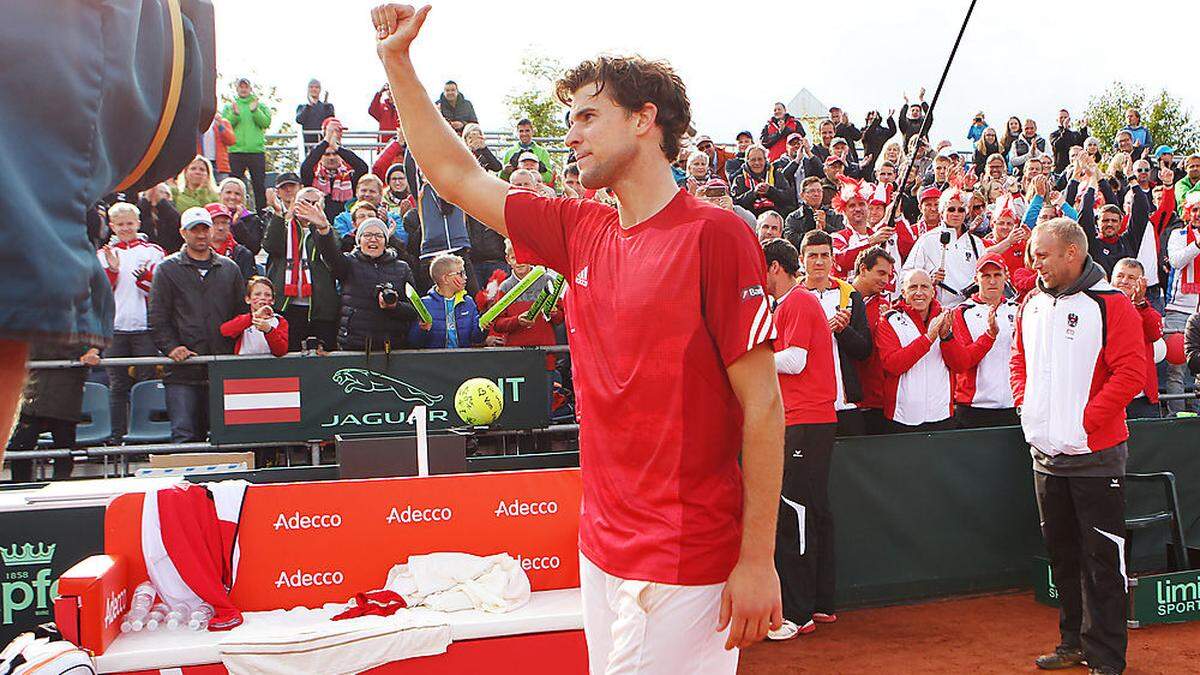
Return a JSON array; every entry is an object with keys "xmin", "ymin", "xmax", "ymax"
[
  {"xmin": 756, "ymin": 210, "xmax": 784, "ymax": 243},
  {"xmin": 1011, "ymin": 218, "xmax": 1145, "ymax": 675}
]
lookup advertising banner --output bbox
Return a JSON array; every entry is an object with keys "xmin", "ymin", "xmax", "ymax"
[
  {"xmin": 1130, "ymin": 569, "xmax": 1200, "ymax": 627},
  {"xmin": 0, "ymin": 507, "xmax": 105, "ymax": 644},
  {"xmin": 99, "ymin": 469, "xmax": 582, "ymax": 614},
  {"xmin": 208, "ymin": 350, "xmax": 551, "ymax": 444}
]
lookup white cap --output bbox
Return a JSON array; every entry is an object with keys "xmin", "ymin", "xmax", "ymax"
[{"xmin": 180, "ymin": 207, "xmax": 212, "ymax": 229}]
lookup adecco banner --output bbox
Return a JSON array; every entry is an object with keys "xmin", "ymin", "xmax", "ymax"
[
  {"xmin": 229, "ymin": 468, "xmax": 581, "ymax": 610},
  {"xmin": 208, "ymin": 350, "xmax": 551, "ymax": 444}
]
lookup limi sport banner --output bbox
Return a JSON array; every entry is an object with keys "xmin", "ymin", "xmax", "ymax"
[
  {"xmin": 208, "ymin": 350, "xmax": 551, "ymax": 444},
  {"xmin": 0, "ymin": 507, "xmax": 105, "ymax": 645},
  {"xmin": 1130, "ymin": 569, "xmax": 1200, "ymax": 627}
]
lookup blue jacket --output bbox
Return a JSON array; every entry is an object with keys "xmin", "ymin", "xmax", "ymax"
[{"xmin": 409, "ymin": 288, "xmax": 484, "ymax": 349}]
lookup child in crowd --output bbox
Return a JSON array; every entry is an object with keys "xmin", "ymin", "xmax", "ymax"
[{"xmin": 220, "ymin": 276, "xmax": 289, "ymax": 356}]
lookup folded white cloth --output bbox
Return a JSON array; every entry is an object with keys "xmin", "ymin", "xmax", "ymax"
[
  {"xmin": 218, "ymin": 606, "xmax": 450, "ymax": 675},
  {"xmin": 383, "ymin": 552, "xmax": 531, "ymax": 613}
]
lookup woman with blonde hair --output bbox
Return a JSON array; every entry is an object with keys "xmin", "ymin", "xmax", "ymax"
[
  {"xmin": 972, "ymin": 127, "xmax": 1001, "ymax": 175},
  {"xmin": 171, "ymin": 155, "xmax": 220, "ymax": 212}
]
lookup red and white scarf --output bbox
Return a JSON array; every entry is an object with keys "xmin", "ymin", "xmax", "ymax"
[
  {"xmin": 313, "ymin": 159, "xmax": 354, "ymax": 202},
  {"xmin": 284, "ymin": 219, "xmax": 311, "ymax": 299},
  {"xmin": 212, "ymin": 235, "xmax": 238, "ymax": 257},
  {"xmin": 1182, "ymin": 227, "xmax": 1200, "ymax": 295}
]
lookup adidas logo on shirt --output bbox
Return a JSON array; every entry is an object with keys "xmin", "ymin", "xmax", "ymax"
[{"xmin": 575, "ymin": 265, "xmax": 589, "ymax": 287}]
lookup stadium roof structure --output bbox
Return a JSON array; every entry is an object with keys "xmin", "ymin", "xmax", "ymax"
[{"xmin": 787, "ymin": 88, "xmax": 830, "ymax": 121}]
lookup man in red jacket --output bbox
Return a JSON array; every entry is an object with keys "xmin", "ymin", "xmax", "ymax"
[
  {"xmin": 1111, "ymin": 257, "xmax": 1164, "ymax": 420},
  {"xmin": 1011, "ymin": 219, "xmax": 1145, "ymax": 675},
  {"xmin": 850, "ymin": 246, "xmax": 894, "ymax": 434}
]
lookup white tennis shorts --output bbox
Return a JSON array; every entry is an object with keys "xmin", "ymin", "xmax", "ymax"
[{"xmin": 580, "ymin": 553, "xmax": 739, "ymax": 674}]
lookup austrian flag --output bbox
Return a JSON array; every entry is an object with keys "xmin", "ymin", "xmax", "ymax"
[{"xmin": 223, "ymin": 377, "xmax": 301, "ymax": 425}]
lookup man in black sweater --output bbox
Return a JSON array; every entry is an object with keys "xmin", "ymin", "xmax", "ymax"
[
  {"xmin": 295, "ymin": 79, "xmax": 336, "ymax": 149},
  {"xmin": 1049, "ymin": 109, "xmax": 1088, "ymax": 174},
  {"xmin": 148, "ymin": 207, "xmax": 245, "ymax": 443}
]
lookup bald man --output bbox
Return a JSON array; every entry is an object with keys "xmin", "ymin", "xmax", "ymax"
[{"xmin": 1011, "ymin": 218, "xmax": 1145, "ymax": 675}]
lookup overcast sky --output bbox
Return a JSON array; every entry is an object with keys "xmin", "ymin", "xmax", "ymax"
[{"xmin": 215, "ymin": 0, "xmax": 1199, "ymax": 149}]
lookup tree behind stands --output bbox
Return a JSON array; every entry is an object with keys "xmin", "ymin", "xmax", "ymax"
[{"xmin": 1085, "ymin": 82, "xmax": 1198, "ymax": 153}]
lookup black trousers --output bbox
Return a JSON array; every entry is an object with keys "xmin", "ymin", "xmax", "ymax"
[
  {"xmin": 835, "ymin": 408, "xmax": 865, "ymax": 437},
  {"xmin": 1034, "ymin": 471, "xmax": 1127, "ymax": 673},
  {"xmin": 861, "ymin": 408, "xmax": 889, "ymax": 435},
  {"xmin": 775, "ymin": 422, "xmax": 838, "ymax": 624},
  {"xmin": 105, "ymin": 330, "xmax": 159, "ymax": 440},
  {"xmin": 228, "ymin": 152, "xmax": 267, "ymax": 211},
  {"xmin": 7, "ymin": 415, "xmax": 75, "ymax": 483},
  {"xmin": 954, "ymin": 404, "xmax": 1020, "ymax": 429},
  {"xmin": 282, "ymin": 305, "xmax": 338, "ymax": 352}
]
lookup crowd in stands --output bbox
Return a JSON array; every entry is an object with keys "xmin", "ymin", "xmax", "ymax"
[{"xmin": 10, "ymin": 75, "xmax": 1200, "ymax": 480}]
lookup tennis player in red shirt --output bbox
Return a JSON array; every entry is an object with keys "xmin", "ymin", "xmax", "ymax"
[{"xmin": 373, "ymin": 5, "xmax": 785, "ymax": 672}]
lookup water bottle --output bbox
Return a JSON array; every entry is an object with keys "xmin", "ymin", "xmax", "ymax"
[
  {"xmin": 188, "ymin": 603, "xmax": 215, "ymax": 631},
  {"xmin": 166, "ymin": 603, "xmax": 191, "ymax": 631},
  {"xmin": 144, "ymin": 603, "xmax": 168, "ymax": 631},
  {"xmin": 122, "ymin": 581, "xmax": 157, "ymax": 632},
  {"xmin": 131, "ymin": 582, "xmax": 156, "ymax": 611}
]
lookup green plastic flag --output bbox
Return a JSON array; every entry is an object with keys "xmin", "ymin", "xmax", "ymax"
[
  {"xmin": 479, "ymin": 266, "xmax": 545, "ymax": 328},
  {"xmin": 405, "ymin": 283, "xmax": 433, "ymax": 324}
]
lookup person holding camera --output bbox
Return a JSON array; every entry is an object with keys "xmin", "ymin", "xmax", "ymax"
[{"xmin": 309, "ymin": 205, "xmax": 425, "ymax": 352}]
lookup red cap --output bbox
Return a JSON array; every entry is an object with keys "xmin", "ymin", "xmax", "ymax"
[
  {"xmin": 824, "ymin": 155, "xmax": 846, "ymax": 166},
  {"xmin": 975, "ymin": 252, "xmax": 1007, "ymax": 272},
  {"xmin": 919, "ymin": 187, "xmax": 942, "ymax": 203},
  {"xmin": 703, "ymin": 178, "xmax": 729, "ymax": 190},
  {"xmin": 204, "ymin": 203, "xmax": 232, "ymax": 221}
]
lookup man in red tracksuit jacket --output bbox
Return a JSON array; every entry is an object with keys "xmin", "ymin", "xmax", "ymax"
[
  {"xmin": 1111, "ymin": 257, "xmax": 1164, "ymax": 420},
  {"xmin": 1011, "ymin": 219, "xmax": 1146, "ymax": 675},
  {"xmin": 850, "ymin": 246, "xmax": 896, "ymax": 435}
]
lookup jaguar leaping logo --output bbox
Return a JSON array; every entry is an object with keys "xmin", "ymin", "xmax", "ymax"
[{"xmin": 331, "ymin": 369, "xmax": 444, "ymax": 406}]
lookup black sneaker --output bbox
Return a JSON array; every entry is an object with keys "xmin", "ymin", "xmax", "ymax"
[{"xmin": 1035, "ymin": 647, "xmax": 1086, "ymax": 670}]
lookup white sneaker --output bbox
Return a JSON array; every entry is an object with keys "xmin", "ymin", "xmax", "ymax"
[{"xmin": 767, "ymin": 619, "xmax": 800, "ymax": 641}]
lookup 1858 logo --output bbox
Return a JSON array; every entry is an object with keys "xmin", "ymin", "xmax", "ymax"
[{"xmin": 2, "ymin": 543, "xmax": 57, "ymax": 626}]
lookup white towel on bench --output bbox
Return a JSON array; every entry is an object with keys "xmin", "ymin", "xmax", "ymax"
[{"xmin": 383, "ymin": 552, "xmax": 531, "ymax": 613}]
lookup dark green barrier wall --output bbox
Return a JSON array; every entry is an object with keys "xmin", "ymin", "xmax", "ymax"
[{"xmin": 831, "ymin": 418, "xmax": 1200, "ymax": 608}]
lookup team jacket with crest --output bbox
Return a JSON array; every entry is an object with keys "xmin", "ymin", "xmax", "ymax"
[
  {"xmin": 1010, "ymin": 264, "xmax": 1147, "ymax": 456},
  {"xmin": 875, "ymin": 300, "xmax": 973, "ymax": 426},
  {"xmin": 950, "ymin": 296, "xmax": 1018, "ymax": 409},
  {"xmin": 98, "ymin": 236, "xmax": 165, "ymax": 332}
]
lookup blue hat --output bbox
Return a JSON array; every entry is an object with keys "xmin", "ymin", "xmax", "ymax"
[{"xmin": 1154, "ymin": 145, "xmax": 1175, "ymax": 158}]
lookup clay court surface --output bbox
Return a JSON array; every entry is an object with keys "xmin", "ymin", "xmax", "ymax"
[{"xmin": 738, "ymin": 592, "xmax": 1200, "ymax": 674}]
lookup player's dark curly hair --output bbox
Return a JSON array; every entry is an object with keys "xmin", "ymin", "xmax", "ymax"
[{"xmin": 556, "ymin": 55, "xmax": 691, "ymax": 163}]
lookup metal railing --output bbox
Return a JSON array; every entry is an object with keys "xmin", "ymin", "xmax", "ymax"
[
  {"xmin": 264, "ymin": 128, "xmax": 570, "ymax": 172},
  {"xmin": 7, "ymin": 347, "xmax": 577, "ymax": 474}
]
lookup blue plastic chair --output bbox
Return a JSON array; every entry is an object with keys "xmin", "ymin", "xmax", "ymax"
[
  {"xmin": 42, "ymin": 382, "xmax": 113, "ymax": 448},
  {"xmin": 123, "ymin": 380, "xmax": 171, "ymax": 444}
]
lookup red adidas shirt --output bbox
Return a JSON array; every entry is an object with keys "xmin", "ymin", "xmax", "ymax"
[
  {"xmin": 505, "ymin": 188, "xmax": 775, "ymax": 585},
  {"xmin": 772, "ymin": 286, "xmax": 837, "ymax": 425}
]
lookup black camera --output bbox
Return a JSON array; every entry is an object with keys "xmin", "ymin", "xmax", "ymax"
[{"xmin": 377, "ymin": 282, "xmax": 400, "ymax": 306}]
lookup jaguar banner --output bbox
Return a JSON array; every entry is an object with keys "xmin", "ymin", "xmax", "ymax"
[{"xmin": 208, "ymin": 350, "xmax": 551, "ymax": 444}]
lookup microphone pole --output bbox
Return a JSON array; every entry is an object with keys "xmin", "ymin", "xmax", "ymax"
[{"xmin": 886, "ymin": 0, "xmax": 980, "ymax": 231}]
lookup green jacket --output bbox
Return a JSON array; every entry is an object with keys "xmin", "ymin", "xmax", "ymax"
[
  {"xmin": 1176, "ymin": 176, "xmax": 1200, "ymax": 215},
  {"xmin": 221, "ymin": 95, "xmax": 272, "ymax": 153},
  {"xmin": 502, "ymin": 142, "xmax": 554, "ymax": 184},
  {"xmin": 262, "ymin": 214, "xmax": 340, "ymax": 323},
  {"xmin": 170, "ymin": 185, "xmax": 219, "ymax": 213}
]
